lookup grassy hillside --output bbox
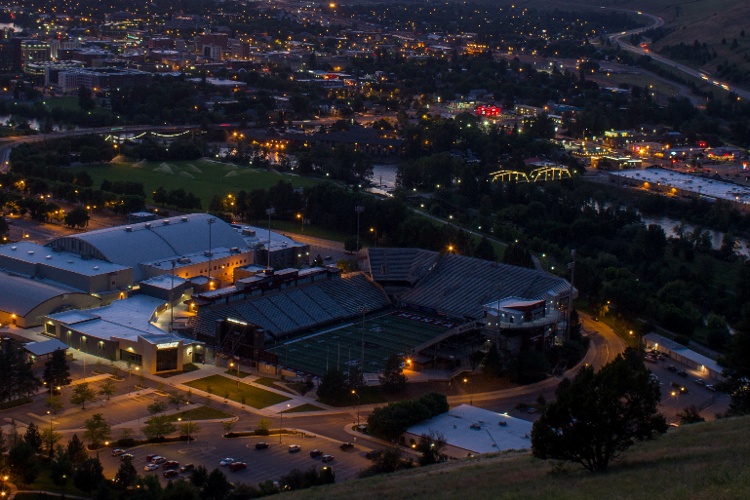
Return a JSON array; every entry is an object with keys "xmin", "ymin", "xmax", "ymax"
[
  {"xmin": 519, "ymin": 1, "xmax": 750, "ymax": 84},
  {"xmin": 283, "ymin": 416, "xmax": 750, "ymax": 500}
]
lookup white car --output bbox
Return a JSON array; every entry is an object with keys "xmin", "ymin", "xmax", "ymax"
[
  {"xmin": 144, "ymin": 463, "xmax": 159, "ymax": 472},
  {"xmin": 219, "ymin": 458, "xmax": 235, "ymax": 466}
]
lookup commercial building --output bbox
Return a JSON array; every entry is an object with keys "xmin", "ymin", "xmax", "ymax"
[
  {"xmin": 52, "ymin": 67, "xmax": 152, "ymax": 91},
  {"xmin": 46, "ymin": 295, "xmax": 204, "ymax": 374},
  {"xmin": 404, "ymin": 404, "xmax": 533, "ymax": 457}
]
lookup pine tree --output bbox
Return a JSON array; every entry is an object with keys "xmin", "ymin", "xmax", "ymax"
[
  {"xmin": 23, "ymin": 422, "xmax": 42, "ymax": 453},
  {"xmin": 43, "ymin": 349, "xmax": 71, "ymax": 393}
]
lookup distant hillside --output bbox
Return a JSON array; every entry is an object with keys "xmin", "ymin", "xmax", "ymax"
[
  {"xmin": 282, "ymin": 415, "xmax": 750, "ymax": 500},
  {"xmin": 508, "ymin": 1, "xmax": 750, "ymax": 85}
]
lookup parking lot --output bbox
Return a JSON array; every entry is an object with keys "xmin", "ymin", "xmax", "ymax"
[
  {"xmin": 644, "ymin": 352, "xmax": 729, "ymax": 424},
  {"xmin": 99, "ymin": 433, "xmax": 373, "ymax": 487}
]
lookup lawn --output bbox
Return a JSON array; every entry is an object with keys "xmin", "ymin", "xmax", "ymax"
[
  {"xmin": 77, "ymin": 159, "xmax": 322, "ymax": 210},
  {"xmin": 254, "ymin": 377, "xmax": 296, "ymax": 394},
  {"xmin": 184, "ymin": 374, "xmax": 290, "ymax": 409},
  {"xmin": 284, "ymin": 403, "xmax": 325, "ymax": 413},
  {"xmin": 21, "ymin": 468, "xmax": 88, "ymax": 498},
  {"xmin": 169, "ymin": 405, "xmax": 234, "ymax": 421},
  {"xmin": 284, "ymin": 415, "xmax": 750, "ymax": 500}
]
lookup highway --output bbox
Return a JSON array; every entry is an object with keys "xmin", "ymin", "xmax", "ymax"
[{"xmin": 605, "ymin": 6, "xmax": 750, "ymax": 100}]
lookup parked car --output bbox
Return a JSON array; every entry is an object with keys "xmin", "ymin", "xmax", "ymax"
[
  {"xmin": 146, "ymin": 454, "xmax": 159, "ymax": 462},
  {"xmin": 677, "ymin": 369, "xmax": 688, "ymax": 377},
  {"xmin": 228, "ymin": 462, "xmax": 247, "ymax": 472},
  {"xmin": 694, "ymin": 378, "xmax": 705, "ymax": 386},
  {"xmin": 180, "ymin": 464, "xmax": 195, "ymax": 473},
  {"xmin": 144, "ymin": 464, "xmax": 159, "ymax": 472},
  {"xmin": 667, "ymin": 365, "xmax": 678, "ymax": 373},
  {"xmin": 288, "ymin": 444, "xmax": 301, "ymax": 453},
  {"xmin": 706, "ymin": 384, "xmax": 716, "ymax": 392},
  {"xmin": 309, "ymin": 449, "xmax": 323, "ymax": 458},
  {"xmin": 339, "ymin": 442, "xmax": 354, "ymax": 451},
  {"xmin": 670, "ymin": 381, "xmax": 681, "ymax": 389},
  {"xmin": 120, "ymin": 453, "xmax": 134, "ymax": 461},
  {"xmin": 219, "ymin": 458, "xmax": 235, "ymax": 466},
  {"xmin": 162, "ymin": 461, "xmax": 179, "ymax": 470},
  {"xmin": 321, "ymin": 454, "xmax": 335, "ymax": 463},
  {"xmin": 163, "ymin": 470, "xmax": 179, "ymax": 478},
  {"xmin": 111, "ymin": 448, "xmax": 126, "ymax": 456},
  {"xmin": 255, "ymin": 442, "xmax": 269, "ymax": 450},
  {"xmin": 365, "ymin": 450, "xmax": 382, "ymax": 460},
  {"xmin": 152, "ymin": 456, "xmax": 167, "ymax": 464}
]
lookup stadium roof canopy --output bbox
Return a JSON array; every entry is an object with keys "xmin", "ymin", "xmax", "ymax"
[{"xmin": 0, "ymin": 271, "xmax": 87, "ymax": 317}]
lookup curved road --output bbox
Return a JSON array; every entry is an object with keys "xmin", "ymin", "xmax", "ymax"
[{"xmin": 605, "ymin": 6, "xmax": 750, "ymax": 100}]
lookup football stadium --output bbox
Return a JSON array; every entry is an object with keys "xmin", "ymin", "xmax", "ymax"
[{"xmin": 190, "ymin": 247, "xmax": 575, "ymax": 380}]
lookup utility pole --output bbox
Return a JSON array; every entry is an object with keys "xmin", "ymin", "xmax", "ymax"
[{"xmin": 170, "ymin": 259, "xmax": 176, "ymax": 332}]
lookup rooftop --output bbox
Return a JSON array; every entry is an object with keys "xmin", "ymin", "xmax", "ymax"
[
  {"xmin": 406, "ymin": 404, "xmax": 533, "ymax": 455},
  {"xmin": 0, "ymin": 242, "xmax": 130, "ymax": 277}
]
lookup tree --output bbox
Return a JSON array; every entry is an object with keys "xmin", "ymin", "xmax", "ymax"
[
  {"xmin": 203, "ymin": 468, "xmax": 233, "ymax": 500},
  {"xmin": 677, "ymin": 406, "xmax": 705, "ymax": 425},
  {"xmin": 531, "ymin": 348, "xmax": 667, "ymax": 472},
  {"xmin": 148, "ymin": 400, "xmax": 168, "ymax": 415},
  {"xmin": 50, "ymin": 445, "xmax": 73, "ymax": 487},
  {"xmin": 168, "ymin": 391, "xmax": 186, "ymax": 409},
  {"xmin": 179, "ymin": 421, "xmax": 200, "ymax": 438},
  {"xmin": 64, "ymin": 205, "xmax": 90, "ymax": 229},
  {"xmin": 23, "ymin": 422, "xmax": 42, "ymax": 453},
  {"xmin": 719, "ymin": 306, "xmax": 750, "ymax": 415},
  {"xmin": 41, "ymin": 426, "xmax": 63, "ymax": 459},
  {"xmin": 78, "ymin": 85, "xmax": 95, "ymax": 111},
  {"xmin": 416, "ymin": 430, "xmax": 447, "ymax": 465},
  {"xmin": 45, "ymin": 394, "xmax": 64, "ymax": 415},
  {"xmin": 73, "ymin": 457, "xmax": 104, "ymax": 495},
  {"xmin": 99, "ymin": 379, "xmax": 116, "ymax": 401},
  {"xmin": 316, "ymin": 368, "xmax": 349, "ymax": 405},
  {"xmin": 481, "ymin": 341, "xmax": 504, "ymax": 378},
  {"xmin": 113, "ymin": 459, "xmax": 138, "ymax": 490},
  {"xmin": 8, "ymin": 441, "xmax": 39, "ymax": 484},
  {"xmin": 83, "ymin": 413, "xmax": 111, "ymax": 449},
  {"xmin": 379, "ymin": 353, "xmax": 407, "ymax": 393},
  {"xmin": 70, "ymin": 382, "xmax": 97, "ymax": 409},
  {"xmin": 143, "ymin": 415, "xmax": 176, "ymax": 441},
  {"xmin": 162, "ymin": 479, "xmax": 200, "ymax": 500},
  {"xmin": 66, "ymin": 434, "xmax": 89, "ymax": 466},
  {"xmin": 43, "ymin": 349, "xmax": 71, "ymax": 392},
  {"xmin": 189, "ymin": 465, "xmax": 209, "ymax": 489}
]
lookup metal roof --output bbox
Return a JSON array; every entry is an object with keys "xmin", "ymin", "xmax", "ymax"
[
  {"xmin": 0, "ymin": 271, "xmax": 89, "ymax": 317},
  {"xmin": 47, "ymin": 213, "xmax": 250, "ymax": 282},
  {"xmin": 0, "ymin": 242, "xmax": 130, "ymax": 277},
  {"xmin": 23, "ymin": 338, "xmax": 70, "ymax": 356}
]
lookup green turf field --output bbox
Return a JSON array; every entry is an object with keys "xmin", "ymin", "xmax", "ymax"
[
  {"xmin": 268, "ymin": 311, "xmax": 454, "ymax": 376},
  {"xmin": 76, "ymin": 159, "xmax": 322, "ymax": 209},
  {"xmin": 184, "ymin": 374, "xmax": 291, "ymax": 409}
]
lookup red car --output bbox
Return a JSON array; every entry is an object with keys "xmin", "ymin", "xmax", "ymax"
[
  {"xmin": 163, "ymin": 469, "xmax": 179, "ymax": 478},
  {"xmin": 162, "ymin": 461, "xmax": 180, "ymax": 470},
  {"xmin": 228, "ymin": 462, "xmax": 247, "ymax": 472}
]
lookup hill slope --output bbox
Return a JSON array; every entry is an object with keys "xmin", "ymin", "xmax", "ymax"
[{"xmin": 283, "ymin": 416, "xmax": 750, "ymax": 500}]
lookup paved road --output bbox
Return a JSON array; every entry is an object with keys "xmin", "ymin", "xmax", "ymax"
[{"xmin": 605, "ymin": 5, "xmax": 750, "ymax": 100}]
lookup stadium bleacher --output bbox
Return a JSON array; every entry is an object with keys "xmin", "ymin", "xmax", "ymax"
[{"xmin": 192, "ymin": 272, "xmax": 390, "ymax": 340}]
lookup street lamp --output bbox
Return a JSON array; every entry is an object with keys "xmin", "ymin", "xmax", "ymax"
[
  {"xmin": 296, "ymin": 213, "xmax": 303, "ymax": 232},
  {"xmin": 230, "ymin": 359, "xmax": 240, "ymax": 385},
  {"xmin": 463, "ymin": 377, "xmax": 473, "ymax": 406},
  {"xmin": 279, "ymin": 403, "xmax": 290, "ymax": 444},
  {"xmin": 351, "ymin": 390, "xmax": 360, "ymax": 427}
]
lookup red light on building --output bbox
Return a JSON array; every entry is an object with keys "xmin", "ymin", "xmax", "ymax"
[{"xmin": 476, "ymin": 105, "xmax": 501, "ymax": 117}]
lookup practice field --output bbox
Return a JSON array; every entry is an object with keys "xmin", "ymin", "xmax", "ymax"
[
  {"xmin": 184, "ymin": 374, "xmax": 291, "ymax": 409},
  {"xmin": 77, "ymin": 159, "xmax": 321, "ymax": 209},
  {"xmin": 268, "ymin": 310, "xmax": 458, "ymax": 377}
]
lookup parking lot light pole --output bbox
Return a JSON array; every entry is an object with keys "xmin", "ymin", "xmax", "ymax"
[
  {"xmin": 351, "ymin": 390, "xmax": 360, "ymax": 427},
  {"xmin": 279, "ymin": 403, "xmax": 290, "ymax": 444}
]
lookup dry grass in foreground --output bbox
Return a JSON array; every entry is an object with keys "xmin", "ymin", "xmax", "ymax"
[{"xmin": 281, "ymin": 415, "xmax": 750, "ymax": 500}]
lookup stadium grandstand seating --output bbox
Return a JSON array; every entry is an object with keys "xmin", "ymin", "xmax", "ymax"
[
  {"xmin": 192, "ymin": 272, "xmax": 390, "ymax": 340},
  {"xmin": 367, "ymin": 248, "xmax": 440, "ymax": 285},
  {"xmin": 394, "ymin": 253, "xmax": 572, "ymax": 320}
]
